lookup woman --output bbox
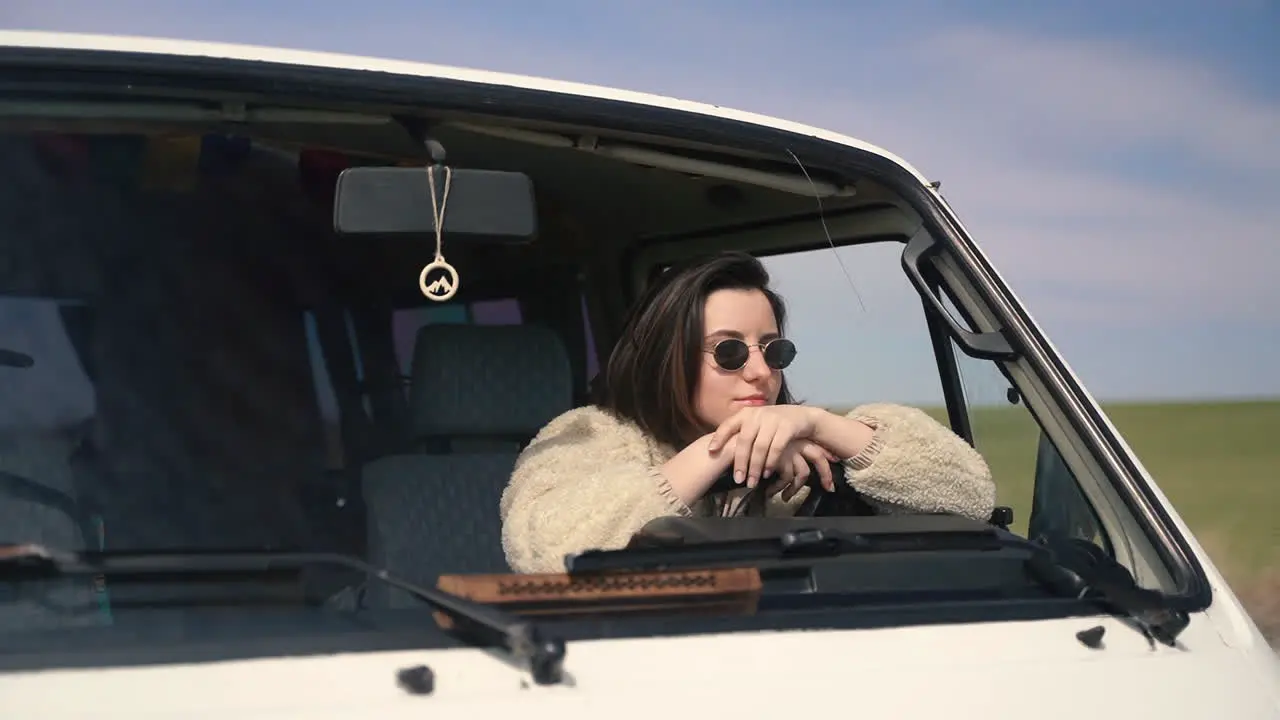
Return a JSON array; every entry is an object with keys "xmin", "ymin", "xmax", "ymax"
[{"xmin": 499, "ymin": 251, "xmax": 996, "ymax": 574}]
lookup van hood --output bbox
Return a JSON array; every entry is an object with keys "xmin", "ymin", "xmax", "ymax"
[{"xmin": 3, "ymin": 614, "xmax": 1277, "ymax": 719}]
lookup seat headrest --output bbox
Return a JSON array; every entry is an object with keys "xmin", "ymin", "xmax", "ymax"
[{"xmin": 408, "ymin": 323, "xmax": 573, "ymax": 440}]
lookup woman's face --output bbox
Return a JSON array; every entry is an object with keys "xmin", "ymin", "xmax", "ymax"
[{"xmin": 692, "ymin": 287, "xmax": 783, "ymax": 430}]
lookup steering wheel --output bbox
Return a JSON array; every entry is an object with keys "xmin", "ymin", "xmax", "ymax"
[
  {"xmin": 707, "ymin": 462, "xmax": 1017, "ymax": 528},
  {"xmin": 0, "ymin": 470, "xmax": 100, "ymax": 550},
  {"xmin": 706, "ymin": 460, "xmax": 877, "ymax": 517}
]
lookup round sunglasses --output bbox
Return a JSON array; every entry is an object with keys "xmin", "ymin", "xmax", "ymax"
[{"xmin": 705, "ymin": 337, "xmax": 797, "ymax": 372}]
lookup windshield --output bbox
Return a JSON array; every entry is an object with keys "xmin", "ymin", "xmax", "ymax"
[{"xmin": 0, "ymin": 75, "xmax": 1192, "ymax": 667}]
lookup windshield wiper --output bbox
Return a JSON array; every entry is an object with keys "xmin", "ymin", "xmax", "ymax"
[
  {"xmin": 0, "ymin": 544, "xmax": 567, "ymax": 685},
  {"xmin": 566, "ymin": 526, "xmax": 1190, "ymax": 646},
  {"xmin": 1021, "ymin": 535, "xmax": 1191, "ymax": 648},
  {"xmin": 566, "ymin": 525, "xmax": 1010, "ymax": 573}
]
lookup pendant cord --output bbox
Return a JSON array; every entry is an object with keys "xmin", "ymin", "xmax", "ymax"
[{"xmin": 427, "ymin": 165, "xmax": 452, "ymax": 260}]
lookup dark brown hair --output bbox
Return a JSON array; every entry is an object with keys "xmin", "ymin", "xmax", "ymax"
[{"xmin": 594, "ymin": 251, "xmax": 796, "ymax": 449}]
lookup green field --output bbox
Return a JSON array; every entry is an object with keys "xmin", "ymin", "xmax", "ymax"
[{"xmin": 833, "ymin": 399, "xmax": 1279, "ymax": 640}]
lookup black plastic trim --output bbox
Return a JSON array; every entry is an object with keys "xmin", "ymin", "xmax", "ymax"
[
  {"xmin": 919, "ymin": 269, "xmax": 974, "ymax": 445},
  {"xmin": 901, "ymin": 231, "xmax": 1017, "ymax": 361}
]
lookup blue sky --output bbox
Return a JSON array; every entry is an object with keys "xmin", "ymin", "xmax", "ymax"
[{"xmin": 2, "ymin": 0, "xmax": 1278, "ymax": 407}]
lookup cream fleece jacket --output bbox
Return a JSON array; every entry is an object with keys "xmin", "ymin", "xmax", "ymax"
[{"xmin": 499, "ymin": 403, "xmax": 996, "ymax": 574}]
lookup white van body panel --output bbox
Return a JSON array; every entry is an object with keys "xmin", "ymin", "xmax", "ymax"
[{"xmin": 2, "ymin": 617, "xmax": 1277, "ymax": 718}]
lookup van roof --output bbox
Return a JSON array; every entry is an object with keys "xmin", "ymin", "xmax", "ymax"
[{"xmin": 0, "ymin": 30, "xmax": 935, "ymax": 188}]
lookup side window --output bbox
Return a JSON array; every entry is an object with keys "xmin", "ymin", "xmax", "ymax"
[
  {"xmin": 942, "ymin": 328, "xmax": 1041, "ymax": 537},
  {"xmin": 758, "ymin": 240, "xmax": 947, "ymax": 413},
  {"xmin": 761, "ymin": 239, "xmax": 1106, "ymax": 544},
  {"xmin": 937, "ymin": 288, "xmax": 1107, "ymax": 545}
]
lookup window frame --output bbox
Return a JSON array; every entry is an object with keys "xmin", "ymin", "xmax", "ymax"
[
  {"xmin": 923, "ymin": 243, "xmax": 1177, "ymax": 592},
  {"xmin": 922, "ymin": 265, "xmax": 1114, "ymax": 549}
]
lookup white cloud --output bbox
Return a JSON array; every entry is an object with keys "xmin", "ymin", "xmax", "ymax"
[
  {"xmin": 920, "ymin": 27, "xmax": 1280, "ymax": 177},
  {"xmin": 935, "ymin": 165, "xmax": 1280, "ymax": 325}
]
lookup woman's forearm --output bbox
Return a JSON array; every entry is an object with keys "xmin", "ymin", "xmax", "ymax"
[
  {"xmin": 660, "ymin": 433, "xmax": 735, "ymax": 505},
  {"xmin": 806, "ymin": 407, "xmax": 878, "ymax": 461}
]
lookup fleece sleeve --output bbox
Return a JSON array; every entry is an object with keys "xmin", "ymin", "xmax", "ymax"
[
  {"xmin": 837, "ymin": 403, "xmax": 996, "ymax": 521},
  {"xmin": 499, "ymin": 407, "xmax": 692, "ymax": 574}
]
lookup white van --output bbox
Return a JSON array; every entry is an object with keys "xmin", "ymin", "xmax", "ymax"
[{"xmin": 0, "ymin": 31, "xmax": 1275, "ymax": 719}]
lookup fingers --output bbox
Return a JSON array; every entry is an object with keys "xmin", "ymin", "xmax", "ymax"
[
  {"xmin": 792, "ymin": 441, "xmax": 836, "ymax": 493},
  {"xmin": 717, "ymin": 407, "xmax": 822, "ymax": 489},
  {"xmin": 748, "ymin": 414, "xmax": 795, "ymax": 487},
  {"xmin": 757, "ymin": 420, "xmax": 793, "ymax": 485},
  {"xmin": 795, "ymin": 440, "xmax": 834, "ymax": 462},
  {"xmin": 707, "ymin": 432, "xmax": 738, "ymax": 459},
  {"xmin": 748, "ymin": 416, "xmax": 798, "ymax": 487},
  {"xmin": 807, "ymin": 444, "xmax": 836, "ymax": 492},
  {"xmin": 781, "ymin": 453, "xmax": 810, "ymax": 501},
  {"xmin": 707, "ymin": 412, "xmax": 744, "ymax": 453},
  {"xmin": 766, "ymin": 451, "xmax": 807, "ymax": 500},
  {"xmin": 725, "ymin": 432, "xmax": 842, "ymax": 507},
  {"xmin": 817, "ymin": 457, "xmax": 835, "ymax": 493},
  {"xmin": 732, "ymin": 413, "xmax": 761, "ymax": 486},
  {"xmin": 768, "ymin": 454, "xmax": 796, "ymax": 498}
]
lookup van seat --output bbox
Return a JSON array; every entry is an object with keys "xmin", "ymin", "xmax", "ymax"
[{"xmin": 360, "ymin": 323, "xmax": 572, "ymax": 607}]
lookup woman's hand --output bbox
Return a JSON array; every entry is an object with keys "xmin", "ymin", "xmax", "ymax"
[
  {"xmin": 767, "ymin": 440, "xmax": 838, "ymax": 499},
  {"xmin": 707, "ymin": 405, "xmax": 822, "ymax": 488}
]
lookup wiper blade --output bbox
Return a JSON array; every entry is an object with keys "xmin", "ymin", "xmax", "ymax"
[
  {"xmin": 0, "ymin": 544, "xmax": 567, "ymax": 685},
  {"xmin": 1023, "ymin": 536, "xmax": 1191, "ymax": 648},
  {"xmin": 566, "ymin": 524, "xmax": 1009, "ymax": 574}
]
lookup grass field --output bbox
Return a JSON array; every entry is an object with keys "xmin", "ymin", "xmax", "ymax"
[{"xmin": 833, "ymin": 399, "xmax": 1279, "ymax": 643}]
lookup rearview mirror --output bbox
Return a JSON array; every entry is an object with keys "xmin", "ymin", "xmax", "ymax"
[{"xmin": 332, "ymin": 166, "xmax": 537, "ymax": 243}]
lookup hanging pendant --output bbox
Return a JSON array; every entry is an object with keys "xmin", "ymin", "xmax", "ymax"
[{"xmin": 419, "ymin": 256, "xmax": 459, "ymax": 301}]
